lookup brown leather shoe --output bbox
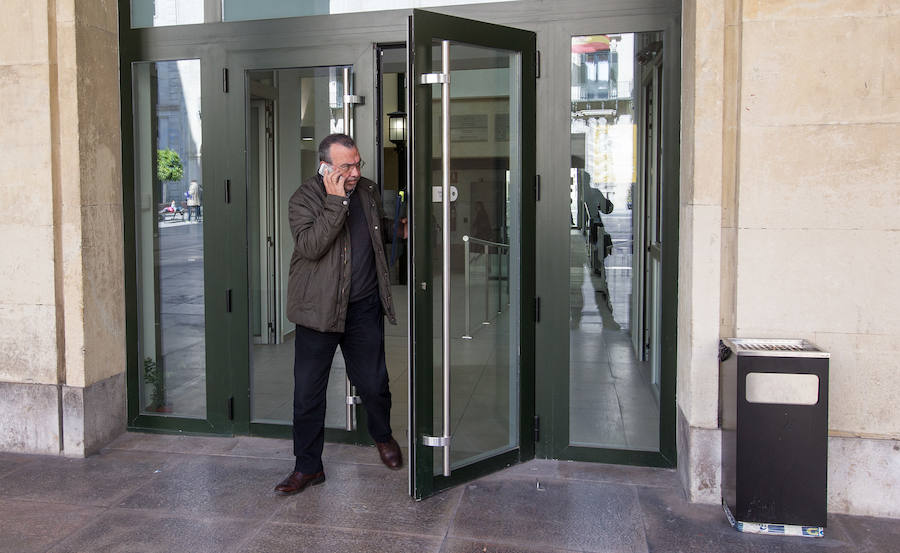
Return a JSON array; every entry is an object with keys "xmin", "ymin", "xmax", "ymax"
[
  {"xmin": 273, "ymin": 470, "xmax": 325, "ymax": 495},
  {"xmin": 376, "ymin": 437, "xmax": 403, "ymax": 470}
]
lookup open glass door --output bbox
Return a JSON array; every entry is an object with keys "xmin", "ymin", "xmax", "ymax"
[{"xmin": 409, "ymin": 10, "xmax": 536, "ymax": 499}]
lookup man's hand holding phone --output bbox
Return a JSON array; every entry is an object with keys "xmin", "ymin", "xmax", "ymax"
[{"xmin": 319, "ymin": 163, "xmax": 346, "ymax": 197}]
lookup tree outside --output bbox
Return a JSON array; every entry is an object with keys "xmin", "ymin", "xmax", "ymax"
[{"xmin": 157, "ymin": 148, "xmax": 184, "ymax": 203}]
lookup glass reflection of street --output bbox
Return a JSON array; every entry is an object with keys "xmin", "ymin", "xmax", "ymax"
[{"xmin": 156, "ymin": 220, "xmax": 206, "ymax": 417}]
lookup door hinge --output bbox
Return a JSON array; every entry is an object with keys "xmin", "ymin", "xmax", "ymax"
[
  {"xmin": 535, "ymin": 297, "xmax": 541, "ymax": 322},
  {"xmin": 226, "ymin": 396, "xmax": 234, "ymax": 420},
  {"xmin": 534, "ymin": 415, "xmax": 540, "ymax": 442},
  {"xmin": 535, "ymin": 174, "xmax": 541, "ymax": 201},
  {"xmin": 535, "ymin": 50, "xmax": 541, "ymax": 79},
  {"xmin": 224, "ymin": 178, "xmax": 231, "ymax": 204},
  {"xmin": 225, "ymin": 289, "xmax": 233, "ymax": 313},
  {"xmin": 223, "ymin": 68, "xmax": 229, "ymax": 93}
]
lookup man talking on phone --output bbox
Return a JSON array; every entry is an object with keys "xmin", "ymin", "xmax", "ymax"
[{"xmin": 274, "ymin": 133, "xmax": 404, "ymax": 495}]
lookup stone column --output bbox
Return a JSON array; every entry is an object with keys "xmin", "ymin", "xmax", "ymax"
[
  {"xmin": 676, "ymin": 0, "xmax": 733, "ymax": 504},
  {"xmin": 0, "ymin": 0, "xmax": 125, "ymax": 456}
]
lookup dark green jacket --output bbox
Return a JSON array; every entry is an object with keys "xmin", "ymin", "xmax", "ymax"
[{"xmin": 287, "ymin": 175, "xmax": 397, "ymax": 333}]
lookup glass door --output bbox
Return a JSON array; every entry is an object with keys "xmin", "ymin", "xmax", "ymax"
[
  {"xmin": 127, "ymin": 57, "xmax": 232, "ymax": 434},
  {"xmin": 214, "ymin": 19, "xmax": 381, "ymax": 442},
  {"xmin": 241, "ymin": 64, "xmax": 371, "ymax": 442},
  {"xmin": 409, "ymin": 10, "xmax": 536, "ymax": 499}
]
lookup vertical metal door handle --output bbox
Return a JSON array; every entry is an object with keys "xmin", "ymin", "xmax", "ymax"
[
  {"xmin": 343, "ymin": 67, "xmax": 351, "ymax": 137},
  {"xmin": 343, "ymin": 66, "xmax": 354, "ymax": 432},
  {"xmin": 419, "ymin": 40, "xmax": 453, "ymax": 477},
  {"xmin": 440, "ymin": 39, "xmax": 452, "ymax": 478}
]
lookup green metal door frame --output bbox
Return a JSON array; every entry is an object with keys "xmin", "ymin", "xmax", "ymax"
[
  {"xmin": 117, "ymin": 0, "xmax": 679, "ymax": 475},
  {"xmin": 532, "ymin": 15, "xmax": 681, "ymax": 468},
  {"xmin": 223, "ymin": 49, "xmax": 379, "ymax": 445},
  {"xmin": 409, "ymin": 9, "xmax": 536, "ymax": 499},
  {"xmin": 119, "ymin": 19, "xmax": 233, "ymax": 435},
  {"xmin": 117, "ymin": 3, "xmax": 412, "ymax": 437}
]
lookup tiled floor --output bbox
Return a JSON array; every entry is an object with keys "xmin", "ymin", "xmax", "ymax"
[
  {"xmin": 0, "ymin": 433, "xmax": 896, "ymax": 553},
  {"xmin": 569, "ymin": 228, "xmax": 660, "ymax": 451}
]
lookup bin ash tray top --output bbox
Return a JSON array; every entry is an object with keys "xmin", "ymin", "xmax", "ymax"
[{"xmin": 722, "ymin": 338, "xmax": 830, "ymax": 359}]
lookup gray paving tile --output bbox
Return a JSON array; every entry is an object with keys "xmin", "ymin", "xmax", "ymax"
[
  {"xmin": 272, "ymin": 462, "xmax": 459, "ymax": 536},
  {"xmin": 46, "ymin": 508, "xmax": 253, "ymax": 553},
  {"xmin": 117, "ymin": 454, "xmax": 291, "ymax": 519},
  {"xmin": 503, "ymin": 459, "xmax": 679, "ymax": 489},
  {"xmin": 0, "ymin": 449, "xmax": 175, "ymax": 506},
  {"xmin": 638, "ymin": 486, "xmax": 856, "ymax": 553},
  {"xmin": 0, "ymin": 452, "xmax": 36, "ymax": 477},
  {"xmin": 228, "ymin": 436, "xmax": 294, "ymax": 459},
  {"xmin": 834, "ymin": 512, "xmax": 900, "ymax": 553},
  {"xmin": 105, "ymin": 432, "xmax": 240, "ymax": 455},
  {"xmin": 440, "ymin": 537, "xmax": 582, "ymax": 553},
  {"xmin": 570, "ymin": 406, "xmax": 627, "ymax": 446},
  {"xmin": 323, "ymin": 442, "xmax": 405, "ymax": 466},
  {"xmin": 237, "ymin": 522, "xmax": 443, "ymax": 553},
  {"xmin": 0, "ymin": 499, "xmax": 103, "ymax": 553},
  {"xmin": 450, "ymin": 475, "xmax": 649, "ymax": 553}
]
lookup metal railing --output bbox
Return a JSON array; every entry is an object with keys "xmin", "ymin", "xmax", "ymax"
[{"xmin": 462, "ymin": 235, "xmax": 509, "ymax": 339}]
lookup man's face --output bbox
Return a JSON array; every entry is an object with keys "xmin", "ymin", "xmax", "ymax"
[{"xmin": 327, "ymin": 144, "xmax": 362, "ymax": 194}]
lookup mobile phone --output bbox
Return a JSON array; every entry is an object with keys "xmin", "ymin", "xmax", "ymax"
[{"xmin": 318, "ymin": 163, "xmax": 333, "ymax": 177}]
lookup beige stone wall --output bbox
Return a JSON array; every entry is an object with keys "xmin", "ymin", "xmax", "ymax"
[
  {"xmin": 677, "ymin": 0, "xmax": 725, "ymax": 435},
  {"xmin": 0, "ymin": 0, "xmax": 124, "ymax": 454},
  {"xmin": 0, "ymin": 0, "xmax": 60, "ymax": 386},
  {"xmin": 69, "ymin": 0, "xmax": 125, "ymax": 389},
  {"xmin": 681, "ymin": 0, "xmax": 900, "ymax": 515},
  {"xmin": 735, "ymin": 1, "xmax": 900, "ymax": 438}
]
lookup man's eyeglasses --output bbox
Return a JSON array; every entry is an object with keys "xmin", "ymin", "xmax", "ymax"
[{"xmin": 336, "ymin": 160, "xmax": 366, "ymax": 171}]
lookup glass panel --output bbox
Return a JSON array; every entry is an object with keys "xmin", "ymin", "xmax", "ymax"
[
  {"xmin": 131, "ymin": 0, "xmax": 524, "ymax": 27},
  {"xmin": 568, "ymin": 32, "xmax": 660, "ymax": 451},
  {"xmin": 247, "ymin": 67, "xmax": 354, "ymax": 427},
  {"xmin": 222, "ymin": 0, "xmax": 519, "ymax": 22},
  {"xmin": 223, "ymin": 0, "xmax": 329, "ymax": 21},
  {"xmin": 133, "ymin": 60, "xmax": 205, "ymax": 417},
  {"xmin": 431, "ymin": 41, "xmax": 520, "ymax": 472},
  {"xmin": 378, "ymin": 45, "xmax": 411, "ymax": 441},
  {"xmin": 131, "ymin": 0, "xmax": 204, "ymax": 28}
]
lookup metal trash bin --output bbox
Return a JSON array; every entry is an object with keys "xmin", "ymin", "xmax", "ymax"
[{"xmin": 719, "ymin": 338, "xmax": 829, "ymax": 537}]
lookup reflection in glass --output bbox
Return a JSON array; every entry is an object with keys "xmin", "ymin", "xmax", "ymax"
[
  {"xmin": 430, "ymin": 42, "xmax": 520, "ymax": 473},
  {"xmin": 133, "ymin": 60, "xmax": 205, "ymax": 418},
  {"xmin": 132, "ymin": 0, "xmax": 525, "ymax": 28},
  {"xmin": 569, "ymin": 33, "xmax": 660, "ymax": 451},
  {"xmin": 131, "ymin": 0, "xmax": 204, "ymax": 28},
  {"xmin": 246, "ymin": 67, "xmax": 354, "ymax": 427}
]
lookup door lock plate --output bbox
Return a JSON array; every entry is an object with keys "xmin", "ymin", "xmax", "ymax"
[
  {"xmin": 422, "ymin": 435, "xmax": 450, "ymax": 447},
  {"xmin": 420, "ymin": 73, "xmax": 449, "ymax": 85}
]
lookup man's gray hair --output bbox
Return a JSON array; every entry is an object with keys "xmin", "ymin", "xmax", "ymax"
[{"xmin": 318, "ymin": 133, "xmax": 357, "ymax": 163}]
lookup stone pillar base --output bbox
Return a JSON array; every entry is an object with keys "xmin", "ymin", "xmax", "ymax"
[
  {"xmin": 0, "ymin": 372, "xmax": 125, "ymax": 457},
  {"xmin": 677, "ymin": 406, "xmax": 722, "ymax": 504}
]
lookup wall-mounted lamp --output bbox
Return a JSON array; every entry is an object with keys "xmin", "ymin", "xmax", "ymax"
[{"xmin": 388, "ymin": 111, "xmax": 407, "ymax": 145}]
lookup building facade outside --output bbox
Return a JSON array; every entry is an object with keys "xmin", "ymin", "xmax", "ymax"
[{"xmin": 0, "ymin": 0, "xmax": 897, "ymax": 519}]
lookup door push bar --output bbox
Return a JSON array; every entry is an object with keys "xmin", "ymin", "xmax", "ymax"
[
  {"xmin": 342, "ymin": 66, "xmax": 363, "ymax": 431},
  {"xmin": 420, "ymin": 40, "xmax": 453, "ymax": 477}
]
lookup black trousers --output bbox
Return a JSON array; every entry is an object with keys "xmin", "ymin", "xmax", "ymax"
[{"xmin": 292, "ymin": 292, "xmax": 392, "ymax": 474}]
